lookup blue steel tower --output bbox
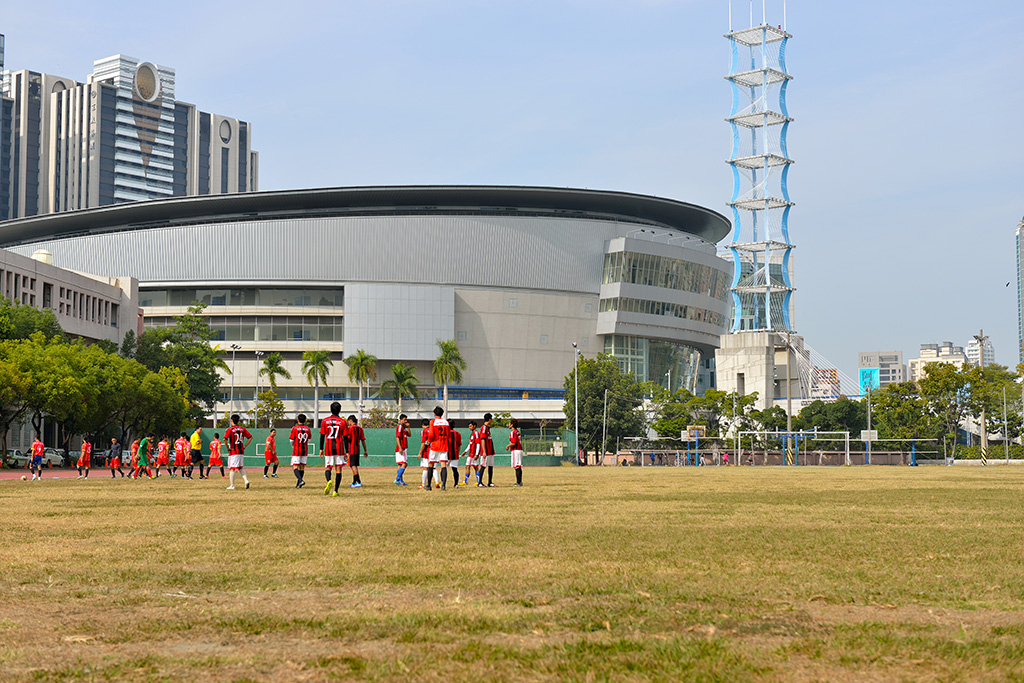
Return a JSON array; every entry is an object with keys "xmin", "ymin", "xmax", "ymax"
[{"xmin": 725, "ymin": 10, "xmax": 794, "ymax": 332}]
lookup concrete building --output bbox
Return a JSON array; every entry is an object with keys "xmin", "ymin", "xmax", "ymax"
[
  {"xmin": 907, "ymin": 342, "xmax": 967, "ymax": 382},
  {"xmin": 965, "ymin": 336, "xmax": 995, "ymax": 368},
  {"xmin": 0, "ymin": 38, "xmax": 257, "ymax": 220},
  {"xmin": 0, "ymin": 185, "xmax": 731, "ymax": 423},
  {"xmin": 716, "ymin": 332, "xmax": 810, "ymax": 411},
  {"xmin": 858, "ymin": 350, "xmax": 906, "ymax": 387}
]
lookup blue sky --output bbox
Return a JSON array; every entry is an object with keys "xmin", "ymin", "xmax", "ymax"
[{"xmin": 4, "ymin": 0, "xmax": 1023, "ymax": 379}]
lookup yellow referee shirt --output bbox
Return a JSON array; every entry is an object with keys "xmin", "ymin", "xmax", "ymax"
[{"xmin": 190, "ymin": 430, "xmax": 202, "ymax": 450}]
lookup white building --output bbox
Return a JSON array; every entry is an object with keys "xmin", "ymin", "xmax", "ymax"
[
  {"xmin": 858, "ymin": 350, "xmax": 906, "ymax": 386},
  {"xmin": 965, "ymin": 337, "xmax": 995, "ymax": 367},
  {"xmin": 907, "ymin": 342, "xmax": 966, "ymax": 383}
]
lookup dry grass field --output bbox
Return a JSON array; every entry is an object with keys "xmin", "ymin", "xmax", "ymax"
[{"xmin": 2, "ymin": 465, "xmax": 1024, "ymax": 682}]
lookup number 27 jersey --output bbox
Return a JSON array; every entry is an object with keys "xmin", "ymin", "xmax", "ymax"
[{"xmin": 320, "ymin": 416, "xmax": 347, "ymax": 457}]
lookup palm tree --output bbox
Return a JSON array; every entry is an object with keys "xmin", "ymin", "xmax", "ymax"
[
  {"xmin": 302, "ymin": 350, "xmax": 333, "ymax": 428},
  {"xmin": 381, "ymin": 362, "xmax": 420, "ymax": 413},
  {"xmin": 259, "ymin": 351, "xmax": 292, "ymax": 390},
  {"xmin": 344, "ymin": 349, "xmax": 378, "ymax": 421},
  {"xmin": 433, "ymin": 339, "xmax": 467, "ymax": 414}
]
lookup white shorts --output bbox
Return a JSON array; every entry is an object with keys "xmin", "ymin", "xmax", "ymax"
[
  {"xmin": 482, "ymin": 455, "xmax": 495, "ymax": 467},
  {"xmin": 324, "ymin": 455, "xmax": 345, "ymax": 467},
  {"xmin": 228, "ymin": 453, "xmax": 244, "ymax": 470},
  {"xmin": 420, "ymin": 456, "xmax": 430, "ymax": 469},
  {"xmin": 468, "ymin": 456, "xmax": 480, "ymax": 467},
  {"xmin": 510, "ymin": 450, "xmax": 524, "ymax": 468},
  {"xmin": 429, "ymin": 450, "xmax": 446, "ymax": 464},
  {"xmin": 291, "ymin": 455, "xmax": 307, "ymax": 466},
  {"xmin": 396, "ymin": 449, "xmax": 407, "ymax": 464},
  {"xmin": 448, "ymin": 457, "xmax": 459, "ymax": 467}
]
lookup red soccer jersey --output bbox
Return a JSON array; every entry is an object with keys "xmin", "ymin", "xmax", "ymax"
[
  {"xmin": 508, "ymin": 428, "xmax": 523, "ymax": 450},
  {"xmin": 158, "ymin": 440, "xmax": 170, "ymax": 460},
  {"xmin": 224, "ymin": 425, "xmax": 252, "ymax": 455},
  {"xmin": 428, "ymin": 418, "xmax": 450, "ymax": 453},
  {"xmin": 479, "ymin": 424, "xmax": 495, "ymax": 456},
  {"xmin": 467, "ymin": 429, "xmax": 480, "ymax": 456},
  {"xmin": 347, "ymin": 425, "xmax": 365, "ymax": 455},
  {"xmin": 320, "ymin": 415, "xmax": 347, "ymax": 457},
  {"xmin": 448, "ymin": 429, "xmax": 462, "ymax": 458},
  {"xmin": 396, "ymin": 424, "xmax": 409, "ymax": 451},
  {"xmin": 82, "ymin": 442, "xmax": 92, "ymax": 457},
  {"xmin": 420, "ymin": 428, "xmax": 430, "ymax": 456},
  {"xmin": 130, "ymin": 442, "xmax": 139, "ymax": 464},
  {"xmin": 209, "ymin": 439, "xmax": 222, "ymax": 459},
  {"xmin": 32, "ymin": 441, "xmax": 44, "ymax": 457},
  {"xmin": 290, "ymin": 424, "xmax": 312, "ymax": 457},
  {"xmin": 174, "ymin": 438, "xmax": 189, "ymax": 461}
]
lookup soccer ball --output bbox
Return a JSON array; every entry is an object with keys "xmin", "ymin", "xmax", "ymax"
[{"xmin": 20, "ymin": 475, "xmax": 27, "ymax": 481}]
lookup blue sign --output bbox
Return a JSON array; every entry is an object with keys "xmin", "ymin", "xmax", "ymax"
[{"xmin": 859, "ymin": 368, "xmax": 880, "ymax": 394}]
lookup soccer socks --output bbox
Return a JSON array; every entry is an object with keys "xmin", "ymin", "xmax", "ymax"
[
  {"xmin": 451, "ymin": 467, "xmax": 458, "ymax": 485},
  {"xmin": 422, "ymin": 469, "xmax": 429, "ymax": 488},
  {"xmin": 334, "ymin": 472, "xmax": 342, "ymax": 493},
  {"xmin": 325, "ymin": 469, "xmax": 332, "ymax": 482},
  {"xmin": 515, "ymin": 468, "xmax": 522, "ymax": 485},
  {"xmin": 353, "ymin": 473, "xmax": 361, "ymax": 485},
  {"xmin": 187, "ymin": 465, "xmax": 194, "ymax": 478},
  {"xmin": 264, "ymin": 465, "xmax": 269, "ymax": 477},
  {"xmin": 440, "ymin": 468, "xmax": 448, "ymax": 488},
  {"xmin": 396, "ymin": 466, "xmax": 405, "ymax": 483},
  {"xmin": 229, "ymin": 470, "xmax": 236, "ymax": 488},
  {"xmin": 487, "ymin": 466, "xmax": 494, "ymax": 486},
  {"xmin": 272, "ymin": 463, "xmax": 278, "ymax": 475},
  {"xmin": 426, "ymin": 466, "xmax": 435, "ymax": 489}
]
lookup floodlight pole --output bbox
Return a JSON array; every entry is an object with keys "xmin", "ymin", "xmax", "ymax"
[
  {"xmin": 229, "ymin": 344, "xmax": 241, "ymax": 423},
  {"xmin": 572, "ymin": 342, "xmax": 580, "ymax": 465},
  {"xmin": 1004, "ymin": 385, "xmax": 1009, "ymax": 464},
  {"xmin": 602, "ymin": 388, "xmax": 608, "ymax": 467},
  {"xmin": 975, "ymin": 329, "xmax": 989, "ymax": 465},
  {"xmin": 254, "ymin": 350, "xmax": 264, "ymax": 428},
  {"xmin": 785, "ymin": 332, "xmax": 793, "ymax": 465}
]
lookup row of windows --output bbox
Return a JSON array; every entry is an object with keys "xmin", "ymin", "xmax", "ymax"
[
  {"xmin": 603, "ymin": 251, "xmax": 730, "ymax": 301},
  {"xmin": 603, "ymin": 334, "xmax": 701, "ymax": 391},
  {"xmin": 145, "ymin": 315, "xmax": 343, "ymax": 342},
  {"xmin": 599, "ymin": 297, "xmax": 727, "ymax": 328},
  {"xmin": 140, "ymin": 288, "xmax": 344, "ymax": 308}
]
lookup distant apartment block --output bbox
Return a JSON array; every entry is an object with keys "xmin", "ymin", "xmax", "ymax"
[
  {"xmin": 858, "ymin": 350, "xmax": 906, "ymax": 387},
  {"xmin": 965, "ymin": 336, "xmax": 995, "ymax": 368},
  {"xmin": 907, "ymin": 342, "xmax": 966, "ymax": 383},
  {"xmin": 0, "ymin": 36, "xmax": 257, "ymax": 220}
]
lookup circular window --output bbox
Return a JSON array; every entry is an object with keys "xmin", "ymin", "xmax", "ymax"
[
  {"xmin": 219, "ymin": 120, "xmax": 232, "ymax": 144},
  {"xmin": 134, "ymin": 63, "xmax": 159, "ymax": 102}
]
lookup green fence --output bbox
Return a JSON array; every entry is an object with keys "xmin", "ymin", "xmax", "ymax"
[{"xmin": 196, "ymin": 427, "xmax": 576, "ymax": 468}]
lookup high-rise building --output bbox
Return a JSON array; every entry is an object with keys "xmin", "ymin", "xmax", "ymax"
[
  {"xmin": 0, "ymin": 41, "xmax": 257, "ymax": 220},
  {"xmin": 965, "ymin": 336, "xmax": 995, "ymax": 368},
  {"xmin": 908, "ymin": 342, "xmax": 966, "ymax": 382},
  {"xmin": 858, "ymin": 350, "xmax": 906, "ymax": 387}
]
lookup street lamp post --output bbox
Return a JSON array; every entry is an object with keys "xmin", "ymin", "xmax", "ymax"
[
  {"xmin": 974, "ymin": 329, "xmax": 989, "ymax": 466},
  {"xmin": 229, "ymin": 344, "xmax": 241, "ymax": 422},
  {"xmin": 572, "ymin": 342, "xmax": 580, "ymax": 465},
  {"xmin": 254, "ymin": 350, "xmax": 264, "ymax": 428}
]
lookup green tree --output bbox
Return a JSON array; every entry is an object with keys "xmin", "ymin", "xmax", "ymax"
[
  {"xmin": 381, "ymin": 362, "xmax": 420, "ymax": 413},
  {"xmin": 260, "ymin": 351, "xmax": 292, "ymax": 390},
  {"xmin": 0, "ymin": 299, "xmax": 62, "ymax": 340},
  {"xmin": 653, "ymin": 389, "xmax": 759, "ymax": 441},
  {"xmin": 869, "ymin": 381, "xmax": 937, "ymax": 441},
  {"xmin": 249, "ymin": 389, "xmax": 285, "ymax": 428},
  {"xmin": 918, "ymin": 362, "xmax": 979, "ymax": 459},
  {"xmin": 563, "ymin": 353, "xmax": 645, "ymax": 454},
  {"xmin": 0, "ymin": 340, "xmax": 34, "ymax": 457},
  {"xmin": 432, "ymin": 340, "xmax": 466, "ymax": 414},
  {"xmin": 301, "ymin": 350, "xmax": 333, "ymax": 428},
  {"xmin": 973, "ymin": 364, "xmax": 1021, "ymax": 443},
  {"xmin": 345, "ymin": 349, "xmax": 378, "ymax": 420}
]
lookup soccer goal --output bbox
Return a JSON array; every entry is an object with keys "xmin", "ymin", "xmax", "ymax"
[{"xmin": 736, "ymin": 430, "xmax": 852, "ymax": 466}]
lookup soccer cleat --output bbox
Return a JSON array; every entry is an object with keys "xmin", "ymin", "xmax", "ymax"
[
  {"xmin": 245, "ymin": 481, "xmax": 250, "ymax": 489},
  {"xmin": 264, "ymin": 475, "xmax": 269, "ymax": 478},
  {"xmin": 331, "ymin": 490, "xmax": 339, "ymax": 497},
  {"xmin": 324, "ymin": 481, "xmax": 332, "ymax": 495},
  {"xmin": 272, "ymin": 474, "xmax": 278, "ymax": 478},
  {"xmin": 477, "ymin": 482, "xmax": 484, "ymax": 487},
  {"xmin": 298, "ymin": 480, "xmax": 306, "ymax": 488},
  {"xmin": 488, "ymin": 483, "xmax": 496, "ymax": 487},
  {"xmin": 226, "ymin": 485, "xmax": 235, "ymax": 490},
  {"xmin": 350, "ymin": 482, "xmax": 359, "ymax": 488}
]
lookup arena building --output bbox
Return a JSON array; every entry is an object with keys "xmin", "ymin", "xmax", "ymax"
[{"xmin": 0, "ymin": 185, "xmax": 731, "ymax": 423}]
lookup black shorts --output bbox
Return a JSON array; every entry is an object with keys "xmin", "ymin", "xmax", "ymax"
[
  {"xmin": 190, "ymin": 450, "xmax": 204, "ymax": 463},
  {"xmin": 347, "ymin": 452, "xmax": 360, "ymax": 468}
]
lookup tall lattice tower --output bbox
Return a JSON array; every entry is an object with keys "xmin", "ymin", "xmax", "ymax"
[{"xmin": 725, "ymin": 5, "xmax": 793, "ymax": 333}]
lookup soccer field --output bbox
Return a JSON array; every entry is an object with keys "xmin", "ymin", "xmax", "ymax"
[{"xmin": 2, "ymin": 466, "xmax": 1023, "ymax": 682}]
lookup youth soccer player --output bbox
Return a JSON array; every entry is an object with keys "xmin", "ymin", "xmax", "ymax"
[
  {"xmin": 264, "ymin": 429, "xmax": 279, "ymax": 478},
  {"xmin": 157, "ymin": 436, "xmax": 171, "ymax": 477},
  {"xmin": 224, "ymin": 414, "xmax": 253, "ymax": 490},
  {"xmin": 508, "ymin": 418, "xmax": 525, "ymax": 487},
  {"xmin": 137, "ymin": 435, "xmax": 154, "ymax": 479},
  {"xmin": 447, "ymin": 423, "xmax": 463, "ymax": 489},
  {"xmin": 76, "ymin": 439, "xmax": 92, "ymax": 479},
  {"xmin": 190, "ymin": 427, "xmax": 206, "ymax": 479},
  {"xmin": 394, "ymin": 414, "xmax": 410, "ymax": 486},
  {"xmin": 209, "ymin": 433, "xmax": 225, "ymax": 477},
  {"xmin": 129, "ymin": 439, "xmax": 140, "ymax": 479},
  {"xmin": 109, "ymin": 437, "xmax": 125, "ymax": 478},
  {"xmin": 418, "ymin": 418, "xmax": 431, "ymax": 489},
  {"xmin": 29, "ymin": 436, "xmax": 44, "ymax": 481},
  {"xmin": 345, "ymin": 415, "xmax": 367, "ymax": 488},
  {"xmin": 479, "ymin": 413, "xmax": 496, "ymax": 487},
  {"xmin": 174, "ymin": 433, "xmax": 191, "ymax": 479},
  {"xmin": 289, "ymin": 414, "xmax": 312, "ymax": 488},
  {"xmin": 464, "ymin": 420, "xmax": 480, "ymax": 485},
  {"xmin": 320, "ymin": 402, "xmax": 348, "ymax": 496},
  {"xmin": 426, "ymin": 406, "xmax": 451, "ymax": 491}
]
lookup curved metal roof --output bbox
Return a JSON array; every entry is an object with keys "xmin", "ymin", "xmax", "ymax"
[{"xmin": 0, "ymin": 185, "xmax": 731, "ymax": 247}]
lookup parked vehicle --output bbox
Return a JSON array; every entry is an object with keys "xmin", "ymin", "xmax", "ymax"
[{"xmin": 7, "ymin": 448, "xmax": 62, "ymax": 468}]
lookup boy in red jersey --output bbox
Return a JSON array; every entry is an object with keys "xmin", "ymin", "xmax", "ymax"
[
  {"xmin": 320, "ymin": 402, "xmax": 348, "ymax": 496},
  {"xmin": 224, "ymin": 414, "xmax": 253, "ymax": 490},
  {"xmin": 479, "ymin": 413, "xmax": 496, "ymax": 487},
  {"xmin": 394, "ymin": 414, "xmax": 410, "ymax": 486},
  {"xmin": 156, "ymin": 436, "xmax": 171, "ymax": 477},
  {"xmin": 446, "ymin": 423, "xmax": 463, "ymax": 489},
  {"xmin": 289, "ymin": 414, "xmax": 312, "ymax": 488},
  {"xmin": 109, "ymin": 437, "xmax": 125, "ymax": 478},
  {"xmin": 76, "ymin": 439, "xmax": 93, "ymax": 479},
  {"xmin": 29, "ymin": 436, "xmax": 44, "ymax": 481},
  {"xmin": 263, "ymin": 429, "xmax": 279, "ymax": 478},
  {"xmin": 346, "ymin": 415, "xmax": 367, "ymax": 488},
  {"xmin": 418, "ymin": 419, "xmax": 431, "ymax": 489},
  {"xmin": 209, "ymin": 433, "xmax": 225, "ymax": 477},
  {"xmin": 129, "ymin": 439, "xmax": 140, "ymax": 479},
  {"xmin": 426, "ymin": 406, "xmax": 451, "ymax": 491},
  {"xmin": 508, "ymin": 418, "xmax": 525, "ymax": 487},
  {"xmin": 174, "ymin": 433, "xmax": 192, "ymax": 479}
]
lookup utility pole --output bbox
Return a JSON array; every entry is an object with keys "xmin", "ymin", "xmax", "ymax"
[{"xmin": 784, "ymin": 332, "xmax": 793, "ymax": 465}]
